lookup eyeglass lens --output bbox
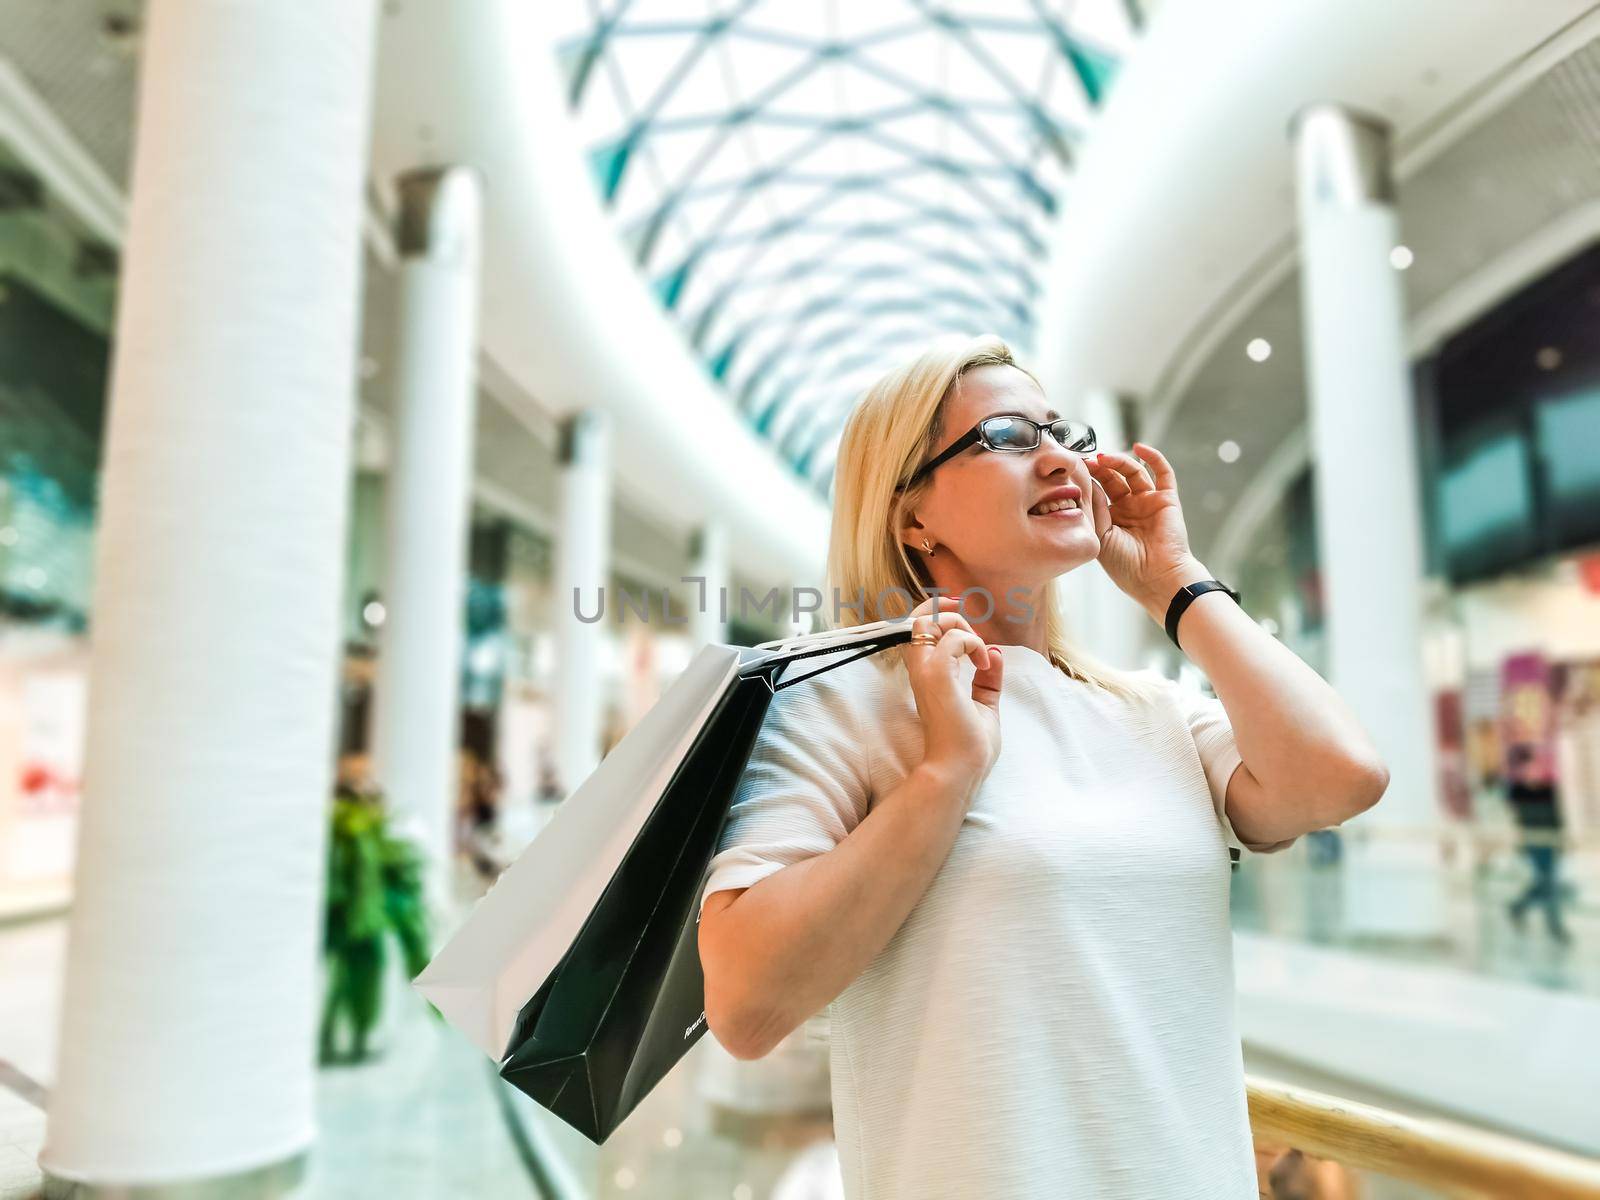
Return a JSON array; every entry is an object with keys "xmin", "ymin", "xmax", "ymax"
[{"xmin": 980, "ymin": 417, "xmax": 1095, "ymax": 453}]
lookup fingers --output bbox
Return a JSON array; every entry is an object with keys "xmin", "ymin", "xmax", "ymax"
[
  {"xmin": 971, "ymin": 644, "xmax": 1004, "ymax": 704},
  {"xmin": 935, "ymin": 628, "xmax": 985, "ymax": 664},
  {"xmin": 1090, "ymin": 444, "xmax": 1178, "ymax": 495},
  {"xmin": 911, "ymin": 618, "xmax": 987, "ymax": 664},
  {"xmin": 913, "ymin": 612, "xmax": 974, "ymax": 639},
  {"xmin": 910, "ymin": 596, "xmax": 981, "ymax": 642},
  {"xmin": 1088, "ymin": 458, "xmax": 1131, "ymax": 502},
  {"xmin": 909, "ymin": 594, "xmax": 963, "ymax": 623},
  {"xmin": 1133, "ymin": 442, "xmax": 1178, "ymax": 491},
  {"xmin": 912, "ymin": 605, "xmax": 959, "ymax": 629},
  {"xmin": 1088, "ymin": 451, "xmax": 1152, "ymax": 499},
  {"xmin": 907, "ymin": 595, "xmax": 1004, "ymax": 674}
]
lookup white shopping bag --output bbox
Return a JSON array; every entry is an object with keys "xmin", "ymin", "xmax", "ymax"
[{"xmin": 414, "ymin": 639, "xmax": 741, "ymax": 1058}]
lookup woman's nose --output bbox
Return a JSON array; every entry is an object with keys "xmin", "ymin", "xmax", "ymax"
[{"xmin": 1035, "ymin": 439, "xmax": 1086, "ymax": 473}]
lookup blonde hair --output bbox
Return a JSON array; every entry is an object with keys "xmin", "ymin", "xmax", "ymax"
[{"xmin": 823, "ymin": 333, "xmax": 1164, "ymax": 705}]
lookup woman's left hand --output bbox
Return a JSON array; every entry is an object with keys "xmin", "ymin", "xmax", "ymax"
[{"xmin": 1085, "ymin": 443, "xmax": 1207, "ymax": 612}]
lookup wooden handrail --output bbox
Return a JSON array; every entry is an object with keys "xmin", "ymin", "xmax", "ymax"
[{"xmin": 1247, "ymin": 1076, "xmax": 1600, "ymax": 1199}]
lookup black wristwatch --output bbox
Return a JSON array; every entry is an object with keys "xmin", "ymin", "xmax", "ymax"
[{"xmin": 1165, "ymin": 579, "xmax": 1241, "ymax": 652}]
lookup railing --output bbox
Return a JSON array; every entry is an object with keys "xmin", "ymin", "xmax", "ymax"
[
  {"xmin": 1228, "ymin": 819, "xmax": 1596, "ymax": 996},
  {"xmin": 1247, "ymin": 1076, "xmax": 1600, "ymax": 1199}
]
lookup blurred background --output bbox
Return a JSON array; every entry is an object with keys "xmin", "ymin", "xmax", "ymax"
[{"xmin": 1, "ymin": 0, "xmax": 1598, "ymax": 1197}]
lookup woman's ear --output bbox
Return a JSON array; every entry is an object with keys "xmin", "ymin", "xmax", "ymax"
[{"xmin": 897, "ymin": 511, "xmax": 928, "ymax": 553}]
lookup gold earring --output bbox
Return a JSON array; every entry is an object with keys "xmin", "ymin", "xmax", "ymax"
[{"xmin": 922, "ymin": 537, "xmax": 935, "ymax": 555}]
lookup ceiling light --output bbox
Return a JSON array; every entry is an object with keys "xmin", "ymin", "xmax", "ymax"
[
  {"xmin": 1389, "ymin": 245, "xmax": 1414, "ymax": 270},
  {"xmin": 1217, "ymin": 440, "xmax": 1241, "ymax": 464},
  {"xmin": 1245, "ymin": 338, "xmax": 1271, "ymax": 363}
]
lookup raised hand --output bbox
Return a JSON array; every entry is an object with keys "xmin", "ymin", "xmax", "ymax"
[{"xmin": 1085, "ymin": 443, "xmax": 1207, "ymax": 609}]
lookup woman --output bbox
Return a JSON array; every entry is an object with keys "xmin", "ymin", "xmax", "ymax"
[{"xmin": 697, "ymin": 335, "xmax": 1389, "ymax": 1198}]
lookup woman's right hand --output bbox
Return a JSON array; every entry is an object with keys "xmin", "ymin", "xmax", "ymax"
[{"xmin": 902, "ymin": 596, "xmax": 1004, "ymax": 785}]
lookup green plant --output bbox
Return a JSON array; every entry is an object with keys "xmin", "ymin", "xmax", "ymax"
[{"xmin": 320, "ymin": 787, "xmax": 431, "ymax": 1064}]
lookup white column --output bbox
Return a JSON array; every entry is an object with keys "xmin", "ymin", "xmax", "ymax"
[
  {"xmin": 1075, "ymin": 388, "xmax": 1148, "ymax": 670},
  {"xmin": 1291, "ymin": 103, "xmax": 1444, "ymax": 938},
  {"xmin": 688, "ymin": 521, "xmax": 729, "ymax": 647},
  {"xmin": 552, "ymin": 410, "xmax": 612, "ymax": 795},
  {"xmin": 41, "ymin": 1, "xmax": 377, "ymax": 1187},
  {"xmin": 369, "ymin": 166, "xmax": 482, "ymax": 887}
]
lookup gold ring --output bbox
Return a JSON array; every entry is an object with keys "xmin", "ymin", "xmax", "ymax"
[{"xmin": 908, "ymin": 632, "xmax": 939, "ymax": 646}]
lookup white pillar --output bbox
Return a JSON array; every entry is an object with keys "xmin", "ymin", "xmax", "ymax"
[
  {"xmin": 1075, "ymin": 388, "xmax": 1147, "ymax": 669},
  {"xmin": 40, "ymin": 1, "xmax": 377, "ymax": 1187},
  {"xmin": 369, "ymin": 166, "xmax": 482, "ymax": 887},
  {"xmin": 552, "ymin": 410, "xmax": 612, "ymax": 795},
  {"xmin": 688, "ymin": 521, "xmax": 729, "ymax": 647},
  {"xmin": 1291, "ymin": 103, "xmax": 1444, "ymax": 938}
]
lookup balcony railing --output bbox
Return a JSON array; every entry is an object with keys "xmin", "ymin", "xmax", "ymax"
[{"xmin": 1247, "ymin": 1075, "xmax": 1600, "ymax": 1199}]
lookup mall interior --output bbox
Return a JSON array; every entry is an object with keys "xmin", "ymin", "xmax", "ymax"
[{"xmin": 1, "ymin": 1, "xmax": 1599, "ymax": 1197}]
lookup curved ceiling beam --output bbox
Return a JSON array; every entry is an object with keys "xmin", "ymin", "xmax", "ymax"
[
  {"xmin": 728, "ymin": 269, "xmax": 1027, "ymax": 379},
  {"xmin": 749, "ymin": 304, "xmax": 1018, "ymax": 447},
  {"xmin": 676, "ymin": 182, "xmax": 1039, "ymax": 309},
  {"xmin": 1215, "ymin": 198, "xmax": 1600, "ymax": 579},
  {"xmin": 693, "ymin": 204, "xmax": 1038, "ymax": 360},
  {"xmin": 588, "ymin": 20, "xmax": 1068, "ymax": 258},
  {"xmin": 1033, "ymin": 0, "xmax": 1594, "ymax": 415},
  {"xmin": 634, "ymin": 117, "xmax": 1046, "ymax": 279},
  {"xmin": 700, "ymin": 206, "xmax": 1036, "ymax": 395},
  {"xmin": 725, "ymin": 245, "xmax": 1033, "ymax": 327},
  {"xmin": 773, "ymin": 303, "xmax": 1029, "ymax": 423},
  {"xmin": 370, "ymin": 1, "xmax": 829, "ymax": 585},
  {"xmin": 741, "ymin": 294, "xmax": 1015, "ymax": 424},
  {"xmin": 690, "ymin": 223, "xmax": 1034, "ymax": 376},
  {"xmin": 745, "ymin": 316, "xmax": 956, "ymax": 439},
  {"xmin": 548, "ymin": 1, "xmax": 1132, "ymax": 504}
]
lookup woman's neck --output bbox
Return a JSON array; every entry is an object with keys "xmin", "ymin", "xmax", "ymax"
[{"xmin": 918, "ymin": 571, "xmax": 1052, "ymax": 655}]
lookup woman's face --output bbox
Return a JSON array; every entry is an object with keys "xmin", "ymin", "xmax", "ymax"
[{"xmin": 902, "ymin": 363, "xmax": 1102, "ymax": 586}]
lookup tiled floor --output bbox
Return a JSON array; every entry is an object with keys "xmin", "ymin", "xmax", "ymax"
[
  {"xmin": 0, "ymin": 907, "xmax": 838, "ymax": 1200},
  {"xmin": 304, "ymin": 993, "xmax": 543, "ymax": 1199}
]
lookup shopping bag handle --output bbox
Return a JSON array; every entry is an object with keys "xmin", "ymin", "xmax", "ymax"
[
  {"xmin": 746, "ymin": 622, "xmax": 916, "ymax": 694},
  {"xmin": 749, "ymin": 616, "xmax": 914, "ymax": 657}
]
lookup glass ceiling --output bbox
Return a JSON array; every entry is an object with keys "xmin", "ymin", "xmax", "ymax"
[{"xmin": 551, "ymin": 1, "xmax": 1144, "ymax": 494}]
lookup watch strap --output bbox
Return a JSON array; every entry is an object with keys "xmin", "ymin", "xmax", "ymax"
[{"xmin": 1165, "ymin": 580, "xmax": 1241, "ymax": 652}]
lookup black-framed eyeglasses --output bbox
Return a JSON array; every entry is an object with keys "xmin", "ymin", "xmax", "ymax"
[{"xmin": 902, "ymin": 416, "xmax": 1096, "ymax": 488}]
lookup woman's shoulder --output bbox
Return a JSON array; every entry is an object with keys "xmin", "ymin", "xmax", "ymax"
[
  {"xmin": 772, "ymin": 641, "xmax": 902, "ymax": 695},
  {"xmin": 763, "ymin": 644, "xmax": 905, "ymax": 729},
  {"xmin": 1048, "ymin": 663, "xmax": 1176, "ymax": 712}
]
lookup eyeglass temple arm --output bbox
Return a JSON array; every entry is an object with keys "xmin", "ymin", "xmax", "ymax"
[{"xmin": 907, "ymin": 427, "xmax": 980, "ymax": 486}]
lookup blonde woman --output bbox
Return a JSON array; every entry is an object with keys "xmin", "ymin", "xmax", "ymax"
[{"xmin": 697, "ymin": 335, "xmax": 1388, "ymax": 1198}]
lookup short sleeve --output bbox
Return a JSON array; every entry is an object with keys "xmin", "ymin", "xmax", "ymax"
[
  {"xmin": 1165, "ymin": 677, "xmax": 1297, "ymax": 856},
  {"xmin": 696, "ymin": 665, "xmax": 874, "ymax": 922}
]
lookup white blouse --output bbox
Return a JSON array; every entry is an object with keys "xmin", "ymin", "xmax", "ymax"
[{"xmin": 698, "ymin": 641, "xmax": 1295, "ymax": 1199}]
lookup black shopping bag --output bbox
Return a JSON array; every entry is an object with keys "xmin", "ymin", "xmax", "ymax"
[{"xmin": 416, "ymin": 618, "xmax": 913, "ymax": 1143}]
